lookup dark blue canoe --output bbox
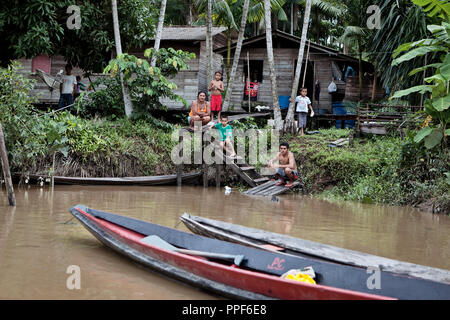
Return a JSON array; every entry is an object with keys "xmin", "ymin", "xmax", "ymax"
[
  {"xmin": 180, "ymin": 213, "xmax": 450, "ymax": 300},
  {"xmin": 70, "ymin": 205, "xmax": 449, "ymax": 299}
]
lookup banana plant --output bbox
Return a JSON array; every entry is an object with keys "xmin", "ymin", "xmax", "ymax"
[{"xmin": 390, "ymin": 3, "xmax": 450, "ymax": 149}]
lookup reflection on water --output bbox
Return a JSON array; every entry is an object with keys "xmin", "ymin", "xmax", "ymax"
[{"xmin": 1, "ymin": 185, "xmax": 449, "ymax": 299}]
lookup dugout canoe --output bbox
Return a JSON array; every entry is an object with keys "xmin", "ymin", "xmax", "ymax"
[
  {"xmin": 180, "ymin": 213, "xmax": 450, "ymax": 292},
  {"xmin": 70, "ymin": 205, "xmax": 395, "ymax": 300},
  {"xmin": 22, "ymin": 172, "xmax": 200, "ymax": 186}
]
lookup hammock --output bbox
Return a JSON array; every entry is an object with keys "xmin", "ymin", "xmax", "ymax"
[{"xmin": 35, "ymin": 68, "xmax": 63, "ymax": 90}]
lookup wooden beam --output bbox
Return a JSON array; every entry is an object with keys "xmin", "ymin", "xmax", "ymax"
[
  {"xmin": 0, "ymin": 121, "xmax": 16, "ymax": 206},
  {"xmin": 177, "ymin": 132, "xmax": 183, "ymax": 186}
]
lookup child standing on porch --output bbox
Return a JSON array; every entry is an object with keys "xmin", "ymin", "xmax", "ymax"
[
  {"xmin": 208, "ymin": 71, "xmax": 224, "ymax": 122},
  {"xmin": 290, "ymin": 88, "xmax": 314, "ymax": 136}
]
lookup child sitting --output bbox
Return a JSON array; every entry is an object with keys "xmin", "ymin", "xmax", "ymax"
[{"xmin": 208, "ymin": 114, "xmax": 236, "ymax": 158}]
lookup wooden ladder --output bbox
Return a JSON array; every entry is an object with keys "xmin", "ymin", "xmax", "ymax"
[{"xmin": 209, "ymin": 139, "xmax": 268, "ymax": 188}]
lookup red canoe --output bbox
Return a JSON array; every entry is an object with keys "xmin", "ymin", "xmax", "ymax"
[{"xmin": 70, "ymin": 205, "xmax": 394, "ymax": 300}]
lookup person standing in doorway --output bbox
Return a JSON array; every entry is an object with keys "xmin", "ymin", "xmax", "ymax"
[
  {"xmin": 208, "ymin": 71, "xmax": 224, "ymax": 122},
  {"xmin": 58, "ymin": 64, "xmax": 77, "ymax": 109}
]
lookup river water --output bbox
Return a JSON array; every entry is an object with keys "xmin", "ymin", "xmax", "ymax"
[{"xmin": 1, "ymin": 185, "xmax": 449, "ymax": 299}]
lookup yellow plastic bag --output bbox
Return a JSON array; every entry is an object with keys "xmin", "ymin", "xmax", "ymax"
[{"xmin": 285, "ymin": 272, "xmax": 316, "ymax": 285}]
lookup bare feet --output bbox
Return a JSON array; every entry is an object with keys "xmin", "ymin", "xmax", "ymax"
[{"xmin": 285, "ymin": 182, "xmax": 294, "ymax": 188}]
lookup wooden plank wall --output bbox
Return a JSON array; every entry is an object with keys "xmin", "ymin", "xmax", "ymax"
[
  {"xmin": 312, "ymin": 58, "xmax": 333, "ymax": 112},
  {"xmin": 222, "ymin": 48, "xmax": 336, "ymax": 111},
  {"xmin": 198, "ymin": 41, "xmax": 224, "ymax": 94},
  {"xmin": 17, "ymin": 55, "xmax": 86, "ymax": 104},
  {"xmin": 344, "ymin": 76, "xmax": 385, "ymax": 101}
]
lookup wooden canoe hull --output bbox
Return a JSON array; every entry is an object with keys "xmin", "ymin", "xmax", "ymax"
[
  {"xmin": 70, "ymin": 205, "xmax": 392, "ymax": 300},
  {"xmin": 22, "ymin": 173, "xmax": 201, "ymax": 186},
  {"xmin": 180, "ymin": 214, "xmax": 450, "ymax": 300}
]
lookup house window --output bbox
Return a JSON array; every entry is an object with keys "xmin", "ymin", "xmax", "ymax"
[
  {"xmin": 32, "ymin": 55, "xmax": 51, "ymax": 73},
  {"xmin": 243, "ymin": 60, "xmax": 263, "ymax": 83}
]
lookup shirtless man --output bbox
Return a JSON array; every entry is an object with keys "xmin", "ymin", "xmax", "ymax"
[
  {"xmin": 208, "ymin": 71, "xmax": 224, "ymax": 122},
  {"xmin": 268, "ymin": 142, "xmax": 299, "ymax": 188}
]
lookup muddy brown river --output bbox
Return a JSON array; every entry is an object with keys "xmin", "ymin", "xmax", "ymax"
[{"xmin": 1, "ymin": 185, "xmax": 449, "ymax": 299}]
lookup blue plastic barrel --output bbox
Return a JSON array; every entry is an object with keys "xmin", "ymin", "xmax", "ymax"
[
  {"xmin": 279, "ymin": 95, "xmax": 290, "ymax": 109},
  {"xmin": 333, "ymin": 105, "xmax": 347, "ymax": 129}
]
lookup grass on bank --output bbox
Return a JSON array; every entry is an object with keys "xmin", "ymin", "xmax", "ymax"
[{"xmin": 285, "ymin": 129, "xmax": 449, "ymax": 214}]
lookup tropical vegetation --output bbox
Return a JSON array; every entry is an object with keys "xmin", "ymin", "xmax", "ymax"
[{"xmin": 0, "ymin": 0, "xmax": 448, "ymax": 213}]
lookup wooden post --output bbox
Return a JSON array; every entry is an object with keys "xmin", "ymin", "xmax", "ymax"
[
  {"xmin": 215, "ymin": 164, "xmax": 221, "ymax": 188},
  {"xmin": 356, "ymin": 104, "xmax": 361, "ymax": 138},
  {"xmin": 0, "ymin": 120, "xmax": 16, "ymax": 206},
  {"xmin": 302, "ymin": 40, "xmax": 310, "ymax": 88},
  {"xmin": 247, "ymin": 51, "xmax": 251, "ymax": 113},
  {"xmin": 177, "ymin": 130, "xmax": 183, "ymax": 186},
  {"xmin": 202, "ymin": 131, "xmax": 208, "ymax": 188},
  {"xmin": 371, "ymin": 68, "xmax": 377, "ymax": 101}
]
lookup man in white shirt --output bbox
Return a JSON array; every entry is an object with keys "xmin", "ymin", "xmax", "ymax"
[
  {"xmin": 290, "ymin": 88, "xmax": 314, "ymax": 136},
  {"xmin": 58, "ymin": 64, "xmax": 77, "ymax": 109}
]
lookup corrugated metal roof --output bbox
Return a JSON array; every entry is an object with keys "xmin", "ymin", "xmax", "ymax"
[{"xmin": 150, "ymin": 26, "xmax": 227, "ymax": 41}]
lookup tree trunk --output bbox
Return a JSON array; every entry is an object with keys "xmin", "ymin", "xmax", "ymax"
[
  {"xmin": 293, "ymin": 3, "xmax": 299, "ymax": 33},
  {"xmin": 111, "ymin": 0, "xmax": 133, "ymax": 118},
  {"xmin": 285, "ymin": 0, "xmax": 312, "ymax": 130},
  {"xmin": 358, "ymin": 37, "xmax": 363, "ymax": 102},
  {"xmin": 0, "ymin": 121, "xmax": 15, "ymax": 206},
  {"xmin": 290, "ymin": 2, "xmax": 293, "ymax": 35},
  {"xmin": 371, "ymin": 66, "xmax": 377, "ymax": 101},
  {"xmin": 226, "ymin": 29, "xmax": 232, "ymax": 89},
  {"xmin": 188, "ymin": 2, "xmax": 193, "ymax": 25},
  {"xmin": 223, "ymin": 0, "xmax": 250, "ymax": 110},
  {"xmin": 151, "ymin": 0, "xmax": 167, "ymax": 67},
  {"xmin": 206, "ymin": 0, "xmax": 213, "ymax": 97},
  {"xmin": 264, "ymin": 0, "xmax": 282, "ymax": 131}
]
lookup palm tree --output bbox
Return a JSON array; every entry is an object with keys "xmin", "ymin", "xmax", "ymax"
[
  {"xmin": 223, "ymin": 0, "xmax": 251, "ymax": 110},
  {"xmin": 369, "ymin": 0, "xmax": 429, "ymax": 97},
  {"xmin": 339, "ymin": 0, "xmax": 373, "ymax": 101},
  {"xmin": 248, "ymin": 0, "xmax": 287, "ymax": 35},
  {"xmin": 151, "ymin": 0, "xmax": 167, "ymax": 67},
  {"xmin": 111, "ymin": 0, "xmax": 133, "ymax": 117},
  {"xmin": 309, "ymin": 0, "xmax": 345, "ymax": 45},
  {"xmin": 206, "ymin": 0, "xmax": 213, "ymax": 98},
  {"xmin": 285, "ymin": 0, "xmax": 312, "ymax": 130},
  {"xmin": 264, "ymin": 0, "xmax": 282, "ymax": 130},
  {"xmin": 195, "ymin": 0, "xmax": 238, "ymax": 88},
  {"xmin": 165, "ymin": 0, "xmax": 197, "ymax": 25}
]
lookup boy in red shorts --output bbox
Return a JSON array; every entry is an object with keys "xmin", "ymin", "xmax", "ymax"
[{"xmin": 208, "ymin": 71, "xmax": 224, "ymax": 122}]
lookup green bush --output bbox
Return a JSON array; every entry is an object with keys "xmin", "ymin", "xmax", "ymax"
[
  {"xmin": 287, "ymin": 128, "xmax": 448, "ymax": 211},
  {"xmin": 75, "ymin": 76, "xmax": 124, "ymax": 118}
]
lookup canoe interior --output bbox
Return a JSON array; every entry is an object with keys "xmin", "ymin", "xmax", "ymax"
[
  {"xmin": 71, "ymin": 205, "xmax": 449, "ymax": 299},
  {"xmin": 70, "ymin": 205, "xmax": 389, "ymax": 300},
  {"xmin": 180, "ymin": 213, "xmax": 450, "ymax": 286}
]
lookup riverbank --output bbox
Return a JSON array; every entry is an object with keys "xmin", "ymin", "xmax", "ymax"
[
  {"xmin": 285, "ymin": 129, "xmax": 449, "ymax": 214},
  {"xmin": 5, "ymin": 111, "xmax": 448, "ymax": 214}
]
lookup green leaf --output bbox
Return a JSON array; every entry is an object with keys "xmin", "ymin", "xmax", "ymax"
[
  {"xmin": 445, "ymin": 172, "xmax": 450, "ymax": 186},
  {"xmin": 414, "ymin": 126, "xmax": 433, "ymax": 143},
  {"xmin": 445, "ymin": 128, "xmax": 450, "ymax": 135},
  {"xmin": 432, "ymin": 95, "xmax": 450, "ymax": 111},
  {"xmin": 408, "ymin": 63, "xmax": 442, "ymax": 76},
  {"xmin": 412, "ymin": 0, "xmax": 450, "ymax": 18},
  {"xmin": 424, "ymin": 73, "xmax": 447, "ymax": 84},
  {"xmin": 440, "ymin": 54, "xmax": 450, "ymax": 80},
  {"xmin": 424, "ymin": 129, "xmax": 443, "ymax": 149},
  {"xmin": 392, "ymin": 46, "xmax": 447, "ymax": 66},
  {"xmin": 390, "ymin": 85, "xmax": 432, "ymax": 99}
]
